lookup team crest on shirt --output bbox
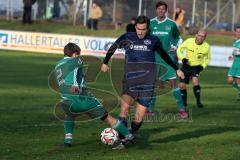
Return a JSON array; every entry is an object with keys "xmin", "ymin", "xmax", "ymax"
[
  {"xmin": 165, "ymin": 26, "xmax": 171, "ymax": 31},
  {"xmin": 143, "ymin": 39, "xmax": 151, "ymax": 45}
]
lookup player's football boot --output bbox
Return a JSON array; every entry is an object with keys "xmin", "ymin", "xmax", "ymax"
[
  {"xmin": 197, "ymin": 103, "xmax": 204, "ymax": 108},
  {"xmin": 59, "ymin": 142, "xmax": 72, "ymax": 147},
  {"xmin": 112, "ymin": 140, "xmax": 125, "ymax": 150},
  {"xmin": 179, "ymin": 110, "xmax": 188, "ymax": 119}
]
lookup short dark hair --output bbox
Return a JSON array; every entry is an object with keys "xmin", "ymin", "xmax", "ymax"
[
  {"xmin": 135, "ymin": 16, "xmax": 150, "ymax": 29},
  {"xmin": 235, "ymin": 25, "xmax": 240, "ymax": 31},
  {"xmin": 64, "ymin": 42, "xmax": 81, "ymax": 57},
  {"xmin": 131, "ymin": 17, "xmax": 136, "ymax": 21},
  {"xmin": 155, "ymin": 1, "xmax": 168, "ymax": 10}
]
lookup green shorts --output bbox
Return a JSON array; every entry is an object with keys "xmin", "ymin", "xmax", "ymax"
[
  {"xmin": 155, "ymin": 54, "xmax": 177, "ymax": 81},
  {"xmin": 228, "ymin": 66, "xmax": 240, "ymax": 78},
  {"xmin": 61, "ymin": 94, "xmax": 107, "ymax": 120}
]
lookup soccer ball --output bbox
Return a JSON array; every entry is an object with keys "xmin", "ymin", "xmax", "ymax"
[{"xmin": 100, "ymin": 128, "xmax": 119, "ymax": 145}]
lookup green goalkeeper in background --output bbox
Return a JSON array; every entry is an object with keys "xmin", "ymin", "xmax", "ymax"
[
  {"xmin": 53, "ymin": 43, "xmax": 134, "ymax": 147},
  {"xmin": 227, "ymin": 26, "xmax": 240, "ymax": 99},
  {"xmin": 149, "ymin": 1, "xmax": 187, "ymax": 119}
]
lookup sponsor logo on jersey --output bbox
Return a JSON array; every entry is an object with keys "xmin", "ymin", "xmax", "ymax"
[
  {"xmin": 143, "ymin": 39, "xmax": 151, "ymax": 45},
  {"xmin": 165, "ymin": 26, "xmax": 171, "ymax": 31},
  {"xmin": 152, "ymin": 31, "xmax": 168, "ymax": 35},
  {"xmin": 130, "ymin": 44, "xmax": 149, "ymax": 51}
]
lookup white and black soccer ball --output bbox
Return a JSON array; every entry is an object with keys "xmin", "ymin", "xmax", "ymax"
[{"xmin": 100, "ymin": 128, "xmax": 119, "ymax": 145}]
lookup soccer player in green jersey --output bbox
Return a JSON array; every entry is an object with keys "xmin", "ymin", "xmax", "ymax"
[
  {"xmin": 53, "ymin": 43, "xmax": 134, "ymax": 147},
  {"xmin": 227, "ymin": 26, "xmax": 240, "ymax": 99},
  {"xmin": 149, "ymin": 1, "xmax": 187, "ymax": 119}
]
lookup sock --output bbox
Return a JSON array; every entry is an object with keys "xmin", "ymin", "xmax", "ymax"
[
  {"xmin": 64, "ymin": 120, "xmax": 74, "ymax": 143},
  {"xmin": 193, "ymin": 85, "xmax": 201, "ymax": 104},
  {"xmin": 148, "ymin": 96, "xmax": 156, "ymax": 112},
  {"xmin": 129, "ymin": 121, "xmax": 143, "ymax": 134},
  {"xmin": 232, "ymin": 80, "xmax": 238, "ymax": 89},
  {"xmin": 118, "ymin": 117, "xmax": 128, "ymax": 127},
  {"xmin": 173, "ymin": 87, "xmax": 184, "ymax": 110},
  {"xmin": 112, "ymin": 120, "xmax": 131, "ymax": 137},
  {"xmin": 180, "ymin": 89, "xmax": 187, "ymax": 107},
  {"xmin": 232, "ymin": 80, "xmax": 240, "ymax": 94},
  {"xmin": 117, "ymin": 117, "xmax": 128, "ymax": 139}
]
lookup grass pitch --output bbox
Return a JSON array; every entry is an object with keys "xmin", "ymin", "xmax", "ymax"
[{"xmin": 0, "ymin": 50, "xmax": 240, "ymax": 160}]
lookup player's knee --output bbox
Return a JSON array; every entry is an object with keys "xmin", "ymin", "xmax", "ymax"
[
  {"xmin": 192, "ymin": 77, "xmax": 199, "ymax": 85},
  {"xmin": 179, "ymin": 83, "xmax": 186, "ymax": 90},
  {"xmin": 227, "ymin": 77, "xmax": 234, "ymax": 84},
  {"xmin": 169, "ymin": 79, "xmax": 177, "ymax": 88},
  {"xmin": 236, "ymin": 78, "xmax": 240, "ymax": 84}
]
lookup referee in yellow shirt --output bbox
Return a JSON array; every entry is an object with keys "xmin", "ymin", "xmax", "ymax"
[{"xmin": 177, "ymin": 30, "xmax": 210, "ymax": 108}]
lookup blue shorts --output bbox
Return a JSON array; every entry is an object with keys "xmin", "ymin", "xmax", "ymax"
[{"xmin": 122, "ymin": 81, "xmax": 155, "ymax": 108}]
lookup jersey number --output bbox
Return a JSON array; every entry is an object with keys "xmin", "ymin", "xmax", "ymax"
[{"xmin": 56, "ymin": 69, "xmax": 65, "ymax": 86}]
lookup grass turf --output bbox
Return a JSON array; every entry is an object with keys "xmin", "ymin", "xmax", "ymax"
[{"xmin": 0, "ymin": 50, "xmax": 240, "ymax": 160}]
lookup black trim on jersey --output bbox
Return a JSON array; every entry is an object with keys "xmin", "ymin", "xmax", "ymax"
[
  {"xmin": 103, "ymin": 44, "xmax": 118, "ymax": 64},
  {"xmin": 156, "ymin": 47, "xmax": 179, "ymax": 70}
]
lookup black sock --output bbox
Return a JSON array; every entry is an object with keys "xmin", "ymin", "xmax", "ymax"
[
  {"xmin": 118, "ymin": 117, "xmax": 128, "ymax": 139},
  {"xmin": 181, "ymin": 89, "xmax": 187, "ymax": 106},
  {"xmin": 193, "ymin": 85, "xmax": 201, "ymax": 104},
  {"xmin": 129, "ymin": 121, "xmax": 143, "ymax": 134}
]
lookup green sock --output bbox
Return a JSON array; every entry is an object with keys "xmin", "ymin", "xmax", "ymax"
[
  {"xmin": 148, "ymin": 96, "xmax": 156, "ymax": 112},
  {"xmin": 173, "ymin": 87, "xmax": 184, "ymax": 110},
  {"xmin": 113, "ymin": 120, "xmax": 131, "ymax": 136},
  {"xmin": 232, "ymin": 80, "xmax": 238, "ymax": 89},
  {"xmin": 64, "ymin": 120, "xmax": 74, "ymax": 143},
  {"xmin": 232, "ymin": 81, "xmax": 240, "ymax": 95}
]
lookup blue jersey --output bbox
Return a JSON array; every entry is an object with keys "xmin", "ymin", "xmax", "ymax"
[
  {"xmin": 114, "ymin": 32, "xmax": 162, "ymax": 63},
  {"xmin": 103, "ymin": 32, "xmax": 178, "ymax": 107},
  {"xmin": 114, "ymin": 32, "xmax": 165, "ymax": 81}
]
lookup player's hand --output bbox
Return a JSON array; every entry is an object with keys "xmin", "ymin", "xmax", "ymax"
[
  {"xmin": 169, "ymin": 47, "xmax": 175, "ymax": 52},
  {"xmin": 176, "ymin": 69, "xmax": 185, "ymax": 79},
  {"xmin": 101, "ymin": 64, "xmax": 109, "ymax": 73},
  {"xmin": 70, "ymin": 86, "xmax": 81, "ymax": 94},
  {"xmin": 169, "ymin": 44, "xmax": 176, "ymax": 53}
]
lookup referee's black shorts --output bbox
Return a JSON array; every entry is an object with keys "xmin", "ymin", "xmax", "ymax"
[{"xmin": 180, "ymin": 65, "xmax": 201, "ymax": 84}]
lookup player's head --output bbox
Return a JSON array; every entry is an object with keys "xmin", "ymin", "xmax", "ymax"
[
  {"xmin": 176, "ymin": 7, "xmax": 181, "ymax": 13},
  {"xmin": 195, "ymin": 30, "xmax": 207, "ymax": 45},
  {"xmin": 235, "ymin": 26, "xmax": 240, "ymax": 39},
  {"xmin": 135, "ymin": 16, "xmax": 150, "ymax": 39},
  {"xmin": 64, "ymin": 43, "xmax": 81, "ymax": 57},
  {"xmin": 92, "ymin": 2, "xmax": 97, "ymax": 8},
  {"xmin": 130, "ymin": 17, "xmax": 136, "ymax": 25},
  {"xmin": 155, "ymin": 1, "xmax": 168, "ymax": 19}
]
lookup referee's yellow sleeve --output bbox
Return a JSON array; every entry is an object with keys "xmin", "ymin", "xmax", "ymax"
[
  {"xmin": 202, "ymin": 45, "xmax": 211, "ymax": 68},
  {"xmin": 177, "ymin": 39, "xmax": 190, "ymax": 60}
]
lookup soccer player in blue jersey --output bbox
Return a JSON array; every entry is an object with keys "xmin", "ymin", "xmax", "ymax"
[
  {"xmin": 101, "ymin": 16, "xmax": 184, "ymax": 148},
  {"xmin": 53, "ymin": 43, "xmax": 134, "ymax": 147}
]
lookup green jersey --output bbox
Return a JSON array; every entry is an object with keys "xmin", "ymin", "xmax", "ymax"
[
  {"xmin": 228, "ymin": 39, "xmax": 240, "ymax": 78},
  {"xmin": 232, "ymin": 39, "xmax": 240, "ymax": 66},
  {"xmin": 150, "ymin": 17, "xmax": 181, "ymax": 56},
  {"xmin": 54, "ymin": 57, "xmax": 86, "ymax": 99}
]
